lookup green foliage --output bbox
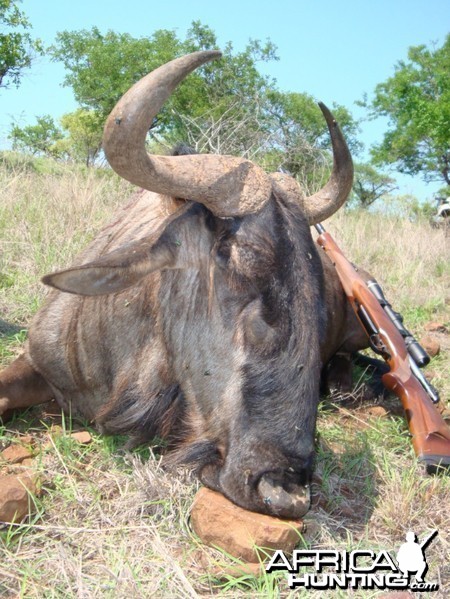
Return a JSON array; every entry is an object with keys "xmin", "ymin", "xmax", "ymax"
[
  {"xmin": 8, "ymin": 110, "xmax": 104, "ymax": 166},
  {"xmin": 366, "ymin": 35, "xmax": 450, "ymax": 186},
  {"xmin": 349, "ymin": 162, "xmax": 397, "ymax": 209},
  {"xmin": 49, "ymin": 21, "xmax": 360, "ymax": 189},
  {"xmin": 0, "ymin": 150, "xmax": 72, "ymax": 175},
  {"xmin": 372, "ymin": 193, "xmax": 428, "ymax": 219},
  {"xmin": 408, "ymin": 198, "xmax": 436, "ymax": 221},
  {"xmin": 264, "ymin": 90, "xmax": 361, "ymax": 187},
  {"xmin": 268, "ymin": 89, "xmax": 361, "ymax": 152},
  {"xmin": 9, "ymin": 115, "xmax": 64, "ymax": 157},
  {"xmin": 0, "ymin": 0, "xmax": 43, "ymax": 89},
  {"xmin": 50, "ymin": 27, "xmax": 183, "ymax": 121},
  {"xmin": 0, "ymin": 328, "xmax": 27, "ymax": 365},
  {"xmin": 49, "ymin": 23, "xmax": 278, "ymax": 139},
  {"xmin": 59, "ymin": 109, "xmax": 104, "ymax": 166},
  {"xmin": 436, "ymin": 185, "xmax": 450, "ymax": 199}
]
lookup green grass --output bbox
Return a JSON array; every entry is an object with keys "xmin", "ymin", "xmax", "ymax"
[
  {"xmin": 0, "ymin": 329, "xmax": 27, "ymax": 363},
  {"xmin": 0, "ymin": 156, "xmax": 449, "ymax": 597}
]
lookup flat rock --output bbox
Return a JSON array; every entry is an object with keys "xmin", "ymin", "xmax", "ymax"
[
  {"xmin": 0, "ymin": 474, "xmax": 37, "ymax": 523},
  {"xmin": 419, "ymin": 335, "xmax": 440, "ymax": 357},
  {"xmin": 44, "ymin": 430, "xmax": 93, "ymax": 450},
  {"xmin": 190, "ymin": 487, "xmax": 304, "ymax": 562},
  {"xmin": 18, "ymin": 458, "xmax": 35, "ymax": 469},
  {"xmin": 424, "ymin": 322, "xmax": 448, "ymax": 334},
  {"xmin": 18, "ymin": 435, "xmax": 34, "ymax": 445},
  {"xmin": 70, "ymin": 431, "xmax": 92, "ymax": 444},
  {"xmin": 1, "ymin": 444, "xmax": 34, "ymax": 465},
  {"xmin": 367, "ymin": 405, "xmax": 388, "ymax": 417}
]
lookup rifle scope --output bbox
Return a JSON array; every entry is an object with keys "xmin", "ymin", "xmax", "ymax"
[{"xmin": 367, "ymin": 279, "xmax": 430, "ymax": 368}]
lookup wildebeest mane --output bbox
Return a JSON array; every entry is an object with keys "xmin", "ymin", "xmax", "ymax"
[{"xmin": 97, "ymin": 383, "xmax": 185, "ymax": 449}]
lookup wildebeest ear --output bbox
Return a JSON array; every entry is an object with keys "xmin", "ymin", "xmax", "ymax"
[
  {"xmin": 42, "ymin": 234, "xmax": 180, "ymax": 296},
  {"xmin": 43, "ymin": 203, "xmax": 195, "ymax": 296}
]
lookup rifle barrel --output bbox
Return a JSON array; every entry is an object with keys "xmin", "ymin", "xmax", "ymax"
[
  {"xmin": 315, "ymin": 223, "xmax": 450, "ymax": 471},
  {"xmin": 409, "ymin": 357, "xmax": 440, "ymax": 404}
]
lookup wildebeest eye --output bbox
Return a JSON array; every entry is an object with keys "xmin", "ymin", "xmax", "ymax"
[{"xmin": 215, "ymin": 242, "xmax": 231, "ymax": 268}]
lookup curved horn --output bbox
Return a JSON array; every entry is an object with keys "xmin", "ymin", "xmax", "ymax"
[
  {"xmin": 301, "ymin": 102, "xmax": 354, "ymax": 224},
  {"xmin": 103, "ymin": 51, "xmax": 271, "ymax": 217}
]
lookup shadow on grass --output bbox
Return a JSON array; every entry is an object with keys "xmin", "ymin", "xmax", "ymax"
[
  {"xmin": 0, "ymin": 320, "xmax": 28, "ymax": 367},
  {"xmin": 310, "ymin": 431, "xmax": 378, "ymax": 536},
  {"xmin": 0, "ymin": 318, "xmax": 26, "ymax": 338},
  {"xmin": 311, "ymin": 369, "xmax": 409, "ymax": 538}
]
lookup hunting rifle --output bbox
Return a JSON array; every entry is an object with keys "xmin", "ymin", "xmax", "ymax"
[{"xmin": 315, "ymin": 222, "xmax": 450, "ymax": 473}]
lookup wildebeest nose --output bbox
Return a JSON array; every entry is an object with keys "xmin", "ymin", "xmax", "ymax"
[{"xmin": 257, "ymin": 474, "xmax": 311, "ymax": 518}]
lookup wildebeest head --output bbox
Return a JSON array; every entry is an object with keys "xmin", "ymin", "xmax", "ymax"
[{"xmin": 42, "ymin": 52, "xmax": 353, "ymax": 518}]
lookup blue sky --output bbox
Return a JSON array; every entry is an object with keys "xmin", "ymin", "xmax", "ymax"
[{"xmin": 1, "ymin": 0, "xmax": 449, "ymax": 201}]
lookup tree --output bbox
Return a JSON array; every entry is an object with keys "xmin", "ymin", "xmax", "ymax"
[
  {"xmin": 50, "ymin": 22, "xmax": 361, "ymax": 190},
  {"xmin": 263, "ymin": 90, "xmax": 361, "ymax": 192},
  {"xmin": 9, "ymin": 110, "xmax": 104, "ymax": 165},
  {"xmin": 365, "ymin": 35, "xmax": 450, "ymax": 187},
  {"xmin": 59, "ymin": 109, "xmax": 104, "ymax": 166},
  {"xmin": 372, "ymin": 193, "xmax": 432, "ymax": 221},
  {"xmin": 349, "ymin": 163, "xmax": 397, "ymax": 209},
  {"xmin": 50, "ymin": 27, "xmax": 183, "ymax": 120},
  {"xmin": 9, "ymin": 115, "xmax": 63, "ymax": 157},
  {"xmin": 161, "ymin": 22, "xmax": 281, "ymax": 157},
  {"xmin": 49, "ymin": 22, "xmax": 279, "ymax": 141},
  {"xmin": 0, "ymin": 0, "xmax": 43, "ymax": 89}
]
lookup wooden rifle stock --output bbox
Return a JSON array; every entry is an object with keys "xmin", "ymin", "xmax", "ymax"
[{"xmin": 316, "ymin": 226, "xmax": 450, "ymax": 472}]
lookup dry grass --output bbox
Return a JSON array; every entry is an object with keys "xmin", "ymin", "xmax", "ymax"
[
  {"xmin": 328, "ymin": 208, "xmax": 449, "ymax": 313},
  {"xmin": 0, "ymin": 156, "xmax": 449, "ymax": 597},
  {"xmin": 0, "ymin": 156, "xmax": 132, "ymax": 322}
]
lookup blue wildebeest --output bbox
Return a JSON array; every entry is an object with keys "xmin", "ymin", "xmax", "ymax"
[{"xmin": 0, "ymin": 52, "xmax": 368, "ymax": 518}]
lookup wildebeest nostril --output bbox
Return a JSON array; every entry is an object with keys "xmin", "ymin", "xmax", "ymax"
[{"xmin": 257, "ymin": 474, "xmax": 311, "ymax": 518}]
